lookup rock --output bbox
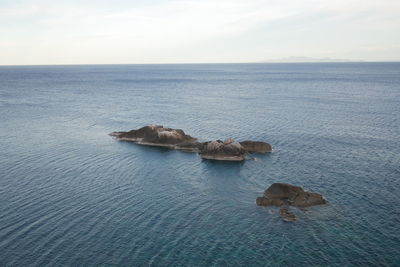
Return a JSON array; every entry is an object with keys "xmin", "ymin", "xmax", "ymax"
[
  {"xmin": 110, "ymin": 125, "xmax": 273, "ymax": 161},
  {"xmin": 240, "ymin": 141, "xmax": 272, "ymax": 153},
  {"xmin": 110, "ymin": 125, "xmax": 197, "ymax": 149},
  {"xmin": 199, "ymin": 138, "xmax": 246, "ymax": 161},
  {"xmin": 256, "ymin": 183, "xmax": 326, "ymax": 208},
  {"xmin": 279, "ymin": 208, "xmax": 296, "ymax": 222}
]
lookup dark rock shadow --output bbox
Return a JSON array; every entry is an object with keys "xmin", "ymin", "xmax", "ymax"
[
  {"xmin": 118, "ymin": 141, "xmax": 173, "ymax": 154},
  {"xmin": 201, "ymin": 158, "xmax": 245, "ymax": 167}
]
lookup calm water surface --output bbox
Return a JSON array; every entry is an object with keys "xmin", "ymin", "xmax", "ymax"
[{"xmin": 0, "ymin": 63, "xmax": 399, "ymax": 266}]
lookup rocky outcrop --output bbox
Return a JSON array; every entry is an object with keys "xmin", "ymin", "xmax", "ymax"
[
  {"xmin": 110, "ymin": 125, "xmax": 197, "ymax": 149},
  {"xmin": 239, "ymin": 141, "xmax": 272, "ymax": 153},
  {"xmin": 279, "ymin": 208, "xmax": 296, "ymax": 222},
  {"xmin": 256, "ymin": 183, "xmax": 326, "ymax": 208},
  {"xmin": 199, "ymin": 138, "xmax": 246, "ymax": 161},
  {"xmin": 110, "ymin": 125, "xmax": 272, "ymax": 161}
]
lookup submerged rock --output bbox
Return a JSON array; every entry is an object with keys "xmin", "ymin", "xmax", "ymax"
[
  {"xmin": 256, "ymin": 183, "xmax": 326, "ymax": 208},
  {"xmin": 199, "ymin": 138, "xmax": 246, "ymax": 161},
  {"xmin": 279, "ymin": 208, "xmax": 296, "ymax": 222},
  {"xmin": 239, "ymin": 141, "xmax": 272, "ymax": 153},
  {"xmin": 110, "ymin": 125, "xmax": 197, "ymax": 149}
]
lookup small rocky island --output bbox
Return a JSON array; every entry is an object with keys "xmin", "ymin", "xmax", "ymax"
[
  {"xmin": 110, "ymin": 125, "xmax": 272, "ymax": 161},
  {"xmin": 110, "ymin": 125, "xmax": 198, "ymax": 149},
  {"xmin": 256, "ymin": 183, "xmax": 327, "ymax": 222}
]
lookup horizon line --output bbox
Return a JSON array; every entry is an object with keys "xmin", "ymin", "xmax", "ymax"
[{"xmin": 1, "ymin": 60, "xmax": 400, "ymax": 67}]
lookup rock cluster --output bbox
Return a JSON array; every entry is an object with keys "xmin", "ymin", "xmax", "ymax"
[
  {"xmin": 110, "ymin": 125, "xmax": 272, "ymax": 161},
  {"xmin": 111, "ymin": 126, "xmax": 327, "ymax": 222},
  {"xmin": 256, "ymin": 183, "xmax": 327, "ymax": 222}
]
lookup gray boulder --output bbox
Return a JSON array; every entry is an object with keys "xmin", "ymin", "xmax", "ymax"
[
  {"xmin": 199, "ymin": 138, "xmax": 246, "ymax": 161},
  {"xmin": 256, "ymin": 183, "xmax": 326, "ymax": 207}
]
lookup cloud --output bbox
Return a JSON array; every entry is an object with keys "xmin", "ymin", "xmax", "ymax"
[{"xmin": 0, "ymin": 0, "xmax": 399, "ymax": 64}]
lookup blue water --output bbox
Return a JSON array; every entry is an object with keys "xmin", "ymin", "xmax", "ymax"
[{"xmin": 0, "ymin": 63, "xmax": 399, "ymax": 266}]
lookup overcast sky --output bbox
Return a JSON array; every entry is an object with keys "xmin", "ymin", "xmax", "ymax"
[{"xmin": 0, "ymin": 0, "xmax": 399, "ymax": 65}]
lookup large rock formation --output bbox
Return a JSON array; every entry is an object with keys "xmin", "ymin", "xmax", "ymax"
[
  {"xmin": 256, "ymin": 183, "xmax": 326, "ymax": 208},
  {"xmin": 199, "ymin": 138, "xmax": 246, "ymax": 161},
  {"xmin": 110, "ymin": 125, "xmax": 272, "ymax": 161},
  {"xmin": 110, "ymin": 125, "xmax": 197, "ymax": 149},
  {"xmin": 239, "ymin": 141, "xmax": 272, "ymax": 153}
]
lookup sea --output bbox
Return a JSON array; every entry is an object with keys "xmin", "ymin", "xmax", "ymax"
[{"xmin": 0, "ymin": 63, "xmax": 399, "ymax": 266}]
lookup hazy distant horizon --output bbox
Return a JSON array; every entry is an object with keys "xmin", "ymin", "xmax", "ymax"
[
  {"xmin": 1, "ymin": 0, "xmax": 399, "ymax": 65},
  {"xmin": 1, "ymin": 60, "xmax": 400, "ymax": 67}
]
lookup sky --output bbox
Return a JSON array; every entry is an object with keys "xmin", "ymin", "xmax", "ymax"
[{"xmin": 0, "ymin": 0, "xmax": 399, "ymax": 65}]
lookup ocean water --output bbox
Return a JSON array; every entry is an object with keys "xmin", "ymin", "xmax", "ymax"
[{"xmin": 0, "ymin": 63, "xmax": 399, "ymax": 266}]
